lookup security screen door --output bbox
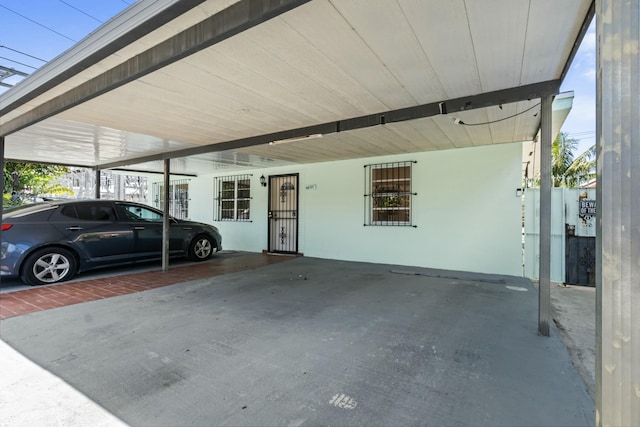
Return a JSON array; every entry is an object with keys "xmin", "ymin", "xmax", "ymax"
[{"xmin": 268, "ymin": 174, "xmax": 299, "ymax": 254}]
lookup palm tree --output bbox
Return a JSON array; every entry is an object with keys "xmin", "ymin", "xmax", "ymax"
[{"xmin": 546, "ymin": 132, "xmax": 596, "ymax": 187}]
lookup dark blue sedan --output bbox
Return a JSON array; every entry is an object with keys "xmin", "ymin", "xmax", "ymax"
[{"xmin": 1, "ymin": 200, "xmax": 222, "ymax": 286}]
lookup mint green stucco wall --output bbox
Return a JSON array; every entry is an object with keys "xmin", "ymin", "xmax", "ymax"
[{"xmin": 189, "ymin": 142, "xmax": 523, "ymax": 276}]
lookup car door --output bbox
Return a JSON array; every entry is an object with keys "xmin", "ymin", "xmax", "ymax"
[
  {"xmin": 50, "ymin": 202, "xmax": 134, "ymax": 263},
  {"xmin": 115, "ymin": 203, "xmax": 183, "ymax": 258}
]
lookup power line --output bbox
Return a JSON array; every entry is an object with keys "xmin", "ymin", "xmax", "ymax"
[
  {"xmin": 454, "ymin": 103, "xmax": 541, "ymax": 126},
  {"xmin": 0, "ymin": 55, "xmax": 38, "ymax": 70},
  {"xmin": 0, "ymin": 45, "xmax": 48, "ymax": 63},
  {"xmin": 565, "ymin": 131, "xmax": 595, "ymax": 137},
  {"xmin": 0, "ymin": 3, "xmax": 77, "ymax": 43},
  {"xmin": 58, "ymin": 0, "xmax": 103, "ymax": 23}
]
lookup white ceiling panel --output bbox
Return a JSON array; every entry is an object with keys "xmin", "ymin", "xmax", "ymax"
[
  {"xmin": 520, "ymin": 0, "xmax": 592, "ymax": 84},
  {"xmin": 399, "ymin": 0, "xmax": 482, "ymax": 99},
  {"xmin": 465, "ymin": 0, "xmax": 530, "ymax": 91},
  {"xmin": 280, "ymin": 1, "xmax": 418, "ymax": 110},
  {"xmin": 5, "ymin": 118, "xmax": 196, "ymax": 166},
  {"xmin": 330, "ymin": 1, "xmax": 446, "ymax": 104}
]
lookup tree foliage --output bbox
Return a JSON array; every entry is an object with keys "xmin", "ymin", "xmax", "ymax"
[
  {"xmin": 538, "ymin": 132, "xmax": 596, "ymax": 188},
  {"xmin": 3, "ymin": 162, "xmax": 73, "ymax": 206}
]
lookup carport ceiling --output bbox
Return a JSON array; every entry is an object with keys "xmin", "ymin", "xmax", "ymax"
[{"xmin": 0, "ymin": 0, "xmax": 593, "ymax": 175}]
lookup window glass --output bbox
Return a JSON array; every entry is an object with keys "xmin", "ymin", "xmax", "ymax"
[
  {"xmin": 214, "ymin": 175, "xmax": 252, "ymax": 221},
  {"xmin": 151, "ymin": 180, "xmax": 189, "ymax": 219},
  {"xmin": 93, "ymin": 206, "xmax": 115, "ymax": 221},
  {"xmin": 365, "ymin": 162, "xmax": 415, "ymax": 226},
  {"xmin": 59, "ymin": 205, "xmax": 115, "ymax": 221},
  {"xmin": 122, "ymin": 204, "xmax": 163, "ymax": 222},
  {"xmin": 60, "ymin": 205, "xmax": 79, "ymax": 219}
]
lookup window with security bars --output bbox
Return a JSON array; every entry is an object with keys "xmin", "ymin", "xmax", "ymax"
[
  {"xmin": 364, "ymin": 161, "xmax": 416, "ymax": 226},
  {"xmin": 214, "ymin": 175, "xmax": 251, "ymax": 221},
  {"xmin": 152, "ymin": 179, "xmax": 189, "ymax": 219}
]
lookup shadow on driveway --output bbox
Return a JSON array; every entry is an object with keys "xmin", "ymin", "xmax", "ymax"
[{"xmin": 0, "ymin": 256, "xmax": 594, "ymax": 426}]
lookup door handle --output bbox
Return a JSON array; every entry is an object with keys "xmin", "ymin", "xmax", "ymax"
[
  {"xmin": 133, "ymin": 226, "xmax": 145, "ymax": 230},
  {"xmin": 66, "ymin": 226, "xmax": 83, "ymax": 231}
]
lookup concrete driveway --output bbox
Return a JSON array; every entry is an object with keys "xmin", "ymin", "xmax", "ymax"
[{"xmin": 0, "ymin": 256, "xmax": 593, "ymax": 426}]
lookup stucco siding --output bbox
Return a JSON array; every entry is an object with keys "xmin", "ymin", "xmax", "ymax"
[{"xmin": 189, "ymin": 142, "xmax": 523, "ymax": 276}]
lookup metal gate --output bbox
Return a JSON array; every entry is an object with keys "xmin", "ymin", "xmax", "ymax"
[
  {"xmin": 565, "ymin": 227, "xmax": 596, "ymax": 286},
  {"xmin": 268, "ymin": 174, "xmax": 298, "ymax": 254}
]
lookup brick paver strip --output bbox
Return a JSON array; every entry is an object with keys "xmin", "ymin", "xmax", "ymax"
[{"xmin": 0, "ymin": 253, "xmax": 293, "ymax": 320}]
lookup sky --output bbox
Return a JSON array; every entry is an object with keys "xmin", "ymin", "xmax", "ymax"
[
  {"xmin": 0, "ymin": 0, "xmax": 131, "ymax": 83},
  {"xmin": 1, "ymin": 1, "xmax": 596, "ymax": 156},
  {"xmin": 559, "ymin": 19, "xmax": 597, "ymax": 155}
]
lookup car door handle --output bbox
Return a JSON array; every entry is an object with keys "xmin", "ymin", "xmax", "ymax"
[
  {"xmin": 133, "ymin": 226, "xmax": 145, "ymax": 230},
  {"xmin": 66, "ymin": 226, "xmax": 84, "ymax": 231}
]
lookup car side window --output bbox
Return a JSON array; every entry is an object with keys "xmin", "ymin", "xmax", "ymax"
[
  {"xmin": 93, "ymin": 206, "xmax": 115, "ymax": 221},
  {"xmin": 121, "ymin": 204, "xmax": 163, "ymax": 222},
  {"xmin": 61, "ymin": 205, "xmax": 115, "ymax": 221},
  {"xmin": 60, "ymin": 205, "xmax": 79, "ymax": 219}
]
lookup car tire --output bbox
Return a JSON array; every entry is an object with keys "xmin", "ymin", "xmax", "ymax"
[
  {"xmin": 21, "ymin": 247, "xmax": 77, "ymax": 286},
  {"xmin": 188, "ymin": 234, "xmax": 214, "ymax": 261}
]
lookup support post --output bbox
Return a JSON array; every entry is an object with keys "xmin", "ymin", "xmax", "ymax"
[
  {"xmin": 95, "ymin": 168, "xmax": 101, "ymax": 199},
  {"xmin": 538, "ymin": 94, "xmax": 552, "ymax": 336},
  {"xmin": 162, "ymin": 159, "xmax": 170, "ymax": 272},
  {"xmin": 0, "ymin": 137, "xmax": 4, "ymax": 286},
  {"xmin": 596, "ymin": 1, "xmax": 640, "ymax": 424}
]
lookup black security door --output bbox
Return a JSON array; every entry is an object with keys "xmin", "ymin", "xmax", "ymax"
[
  {"xmin": 565, "ymin": 229, "xmax": 596, "ymax": 286},
  {"xmin": 268, "ymin": 174, "xmax": 299, "ymax": 254}
]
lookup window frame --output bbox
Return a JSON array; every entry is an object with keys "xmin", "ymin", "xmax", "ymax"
[
  {"xmin": 152, "ymin": 179, "xmax": 190, "ymax": 219},
  {"xmin": 364, "ymin": 161, "xmax": 417, "ymax": 227},
  {"xmin": 214, "ymin": 174, "xmax": 252, "ymax": 222},
  {"xmin": 120, "ymin": 203, "xmax": 164, "ymax": 222}
]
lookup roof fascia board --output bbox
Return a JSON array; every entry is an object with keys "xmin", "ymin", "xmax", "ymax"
[
  {"xmin": 0, "ymin": 0, "xmax": 312, "ymax": 137},
  {"xmin": 96, "ymin": 79, "xmax": 561, "ymax": 170},
  {"xmin": 559, "ymin": 0, "xmax": 596, "ymax": 82},
  {"xmin": 0, "ymin": 0, "xmax": 207, "ymax": 116}
]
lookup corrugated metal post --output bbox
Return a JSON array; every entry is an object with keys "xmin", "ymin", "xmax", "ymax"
[
  {"xmin": 596, "ymin": 1, "xmax": 640, "ymax": 425},
  {"xmin": 0, "ymin": 136, "xmax": 4, "ymax": 206},
  {"xmin": 162, "ymin": 159, "xmax": 170, "ymax": 272},
  {"xmin": 95, "ymin": 168, "xmax": 101, "ymax": 199},
  {"xmin": 0, "ymin": 136, "xmax": 5, "ymax": 286},
  {"xmin": 538, "ymin": 94, "xmax": 552, "ymax": 336}
]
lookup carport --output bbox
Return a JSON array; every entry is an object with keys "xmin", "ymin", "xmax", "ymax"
[{"xmin": 0, "ymin": 1, "xmax": 637, "ymax": 424}]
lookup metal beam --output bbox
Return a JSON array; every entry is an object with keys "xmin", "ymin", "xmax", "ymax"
[
  {"xmin": 0, "ymin": 0, "xmax": 313, "ymax": 138},
  {"xmin": 96, "ymin": 80, "xmax": 561, "ymax": 170},
  {"xmin": 538, "ymin": 94, "xmax": 552, "ymax": 336},
  {"xmin": 94, "ymin": 168, "xmax": 101, "ymax": 199},
  {"xmin": 596, "ymin": 0, "xmax": 640, "ymax": 424},
  {"xmin": 0, "ymin": 65, "xmax": 28, "ymax": 77}
]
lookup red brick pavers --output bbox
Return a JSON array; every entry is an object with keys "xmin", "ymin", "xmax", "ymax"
[{"xmin": 0, "ymin": 252, "xmax": 293, "ymax": 320}]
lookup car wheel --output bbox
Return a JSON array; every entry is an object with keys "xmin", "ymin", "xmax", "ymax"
[
  {"xmin": 21, "ymin": 247, "xmax": 77, "ymax": 286},
  {"xmin": 188, "ymin": 234, "xmax": 214, "ymax": 261}
]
